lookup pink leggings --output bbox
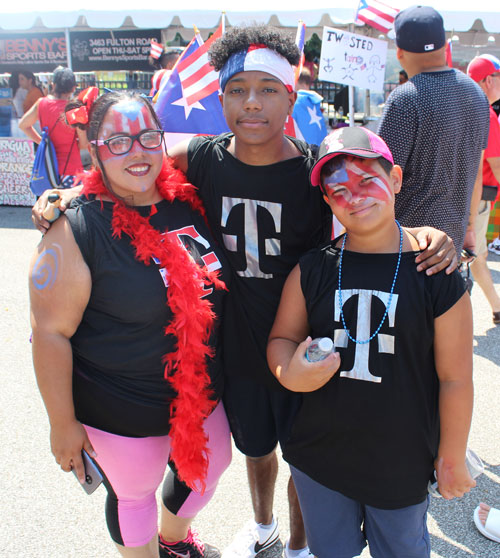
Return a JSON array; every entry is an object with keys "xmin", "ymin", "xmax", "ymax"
[{"xmin": 84, "ymin": 401, "xmax": 232, "ymax": 547}]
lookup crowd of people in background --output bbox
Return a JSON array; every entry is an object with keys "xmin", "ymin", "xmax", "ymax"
[{"xmin": 11, "ymin": 4, "xmax": 500, "ymax": 557}]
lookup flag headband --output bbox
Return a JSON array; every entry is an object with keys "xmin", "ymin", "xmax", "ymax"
[{"xmin": 219, "ymin": 45, "xmax": 295, "ymax": 93}]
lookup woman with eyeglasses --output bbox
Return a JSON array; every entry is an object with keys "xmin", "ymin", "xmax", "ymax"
[{"xmin": 29, "ymin": 90, "xmax": 231, "ymax": 558}]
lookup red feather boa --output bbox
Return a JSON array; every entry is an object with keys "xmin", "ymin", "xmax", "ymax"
[{"xmin": 81, "ymin": 159, "xmax": 226, "ymax": 491}]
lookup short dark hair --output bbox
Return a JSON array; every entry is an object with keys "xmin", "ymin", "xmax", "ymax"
[
  {"xmin": 298, "ymin": 68, "xmax": 312, "ymax": 87},
  {"xmin": 208, "ymin": 24, "xmax": 300, "ymax": 71},
  {"xmin": 149, "ymin": 48, "xmax": 182, "ymax": 70},
  {"xmin": 52, "ymin": 66, "xmax": 76, "ymax": 95}
]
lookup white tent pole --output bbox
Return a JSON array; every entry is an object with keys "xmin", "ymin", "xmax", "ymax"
[
  {"xmin": 65, "ymin": 28, "xmax": 72, "ymax": 70},
  {"xmin": 348, "ymin": 23, "xmax": 355, "ymax": 127},
  {"xmin": 348, "ymin": 85, "xmax": 355, "ymax": 127}
]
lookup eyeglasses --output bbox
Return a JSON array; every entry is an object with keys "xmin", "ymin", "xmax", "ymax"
[{"xmin": 91, "ymin": 130, "xmax": 164, "ymax": 155}]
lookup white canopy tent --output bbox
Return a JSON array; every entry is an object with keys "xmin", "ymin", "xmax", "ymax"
[{"xmin": 1, "ymin": 3, "xmax": 499, "ymax": 39}]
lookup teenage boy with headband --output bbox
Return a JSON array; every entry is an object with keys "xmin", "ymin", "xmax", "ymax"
[{"xmin": 32, "ymin": 24, "xmax": 458, "ymax": 558}]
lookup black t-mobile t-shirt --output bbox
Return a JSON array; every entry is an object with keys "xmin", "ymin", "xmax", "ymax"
[
  {"xmin": 65, "ymin": 195, "xmax": 229, "ymax": 437},
  {"xmin": 283, "ymin": 242, "xmax": 466, "ymax": 509},
  {"xmin": 187, "ymin": 133, "xmax": 331, "ymax": 388}
]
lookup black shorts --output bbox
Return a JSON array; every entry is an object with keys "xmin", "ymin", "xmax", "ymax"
[{"xmin": 223, "ymin": 374, "xmax": 302, "ymax": 458}]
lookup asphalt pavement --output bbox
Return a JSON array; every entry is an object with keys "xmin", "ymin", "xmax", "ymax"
[{"xmin": 0, "ymin": 205, "xmax": 499, "ymax": 558}]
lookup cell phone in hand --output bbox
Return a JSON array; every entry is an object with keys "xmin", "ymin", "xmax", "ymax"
[{"xmin": 72, "ymin": 449, "xmax": 103, "ymax": 495}]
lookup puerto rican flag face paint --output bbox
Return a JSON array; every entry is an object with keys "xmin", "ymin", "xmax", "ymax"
[
  {"xmin": 322, "ymin": 157, "xmax": 393, "ymax": 209},
  {"xmin": 98, "ymin": 100, "xmax": 160, "ymax": 162}
]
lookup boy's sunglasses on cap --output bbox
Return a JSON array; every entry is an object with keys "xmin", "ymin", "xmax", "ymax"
[{"xmin": 91, "ymin": 130, "xmax": 164, "ymax": 155}]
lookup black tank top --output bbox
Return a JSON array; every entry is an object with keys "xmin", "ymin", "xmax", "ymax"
[
  {"xmin": 283, "ymin": 243, "xmax": 465, "ymax": 509},
  {"xmin": 65, "ymin": 195, "xmax": 228, "ymax": 437}
]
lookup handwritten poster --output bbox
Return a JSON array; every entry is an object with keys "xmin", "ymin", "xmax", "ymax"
[
  {"xmin": 0, "ymin": 138, "xmax": 35, "ymax": 206},
  {"xmin": 318, "ymin": 27, "xmax": 388, "ymax": 92}
]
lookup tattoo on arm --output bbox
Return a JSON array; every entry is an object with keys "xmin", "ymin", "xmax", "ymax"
[{"xmin": 32, "ymin": 244, "xmax": 62, "ymax": 291}]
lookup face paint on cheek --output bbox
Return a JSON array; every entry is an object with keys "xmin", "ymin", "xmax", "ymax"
[
  {"xmin": 323, "ymin": 159, "xmax": 393, "ymax": 209},
  {"xmin": 322, "ymin": 160, "xmax": 352, "ymax": 207},
  {"xmin": 342, "ymin": 160, "xmax": 393, "ymax": 205}
]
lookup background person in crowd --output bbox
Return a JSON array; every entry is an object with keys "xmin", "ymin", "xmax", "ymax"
[
  {"xmin": 267, "ymin": 126, "xmax": 475, "ymax": 558},
  {"xmin": 29, "ymin": 90, "xmax": 231, "ymax": 558},
  {"xmin": 466, "ymin": 54, "xmax": 500, "ymax": 325},
  {"xmin": 31, "ymin": 24, "xmax": 458, "ymax": 558},
  {"xmin": 292, "ymin": 68, "xmax": 328, "ymax": 146},
  {"xmin": 9, "ymin": 72, "xmax": 27, "ymax": 119},
  {"xmin": 19, "ymin": 67, "xmax": 88, "ymax": 188},
  {"xmin": 18, "ymin": 70, "xmax": 44, "ymax": 114},
  {"xmin": 149, "ymin": 43, "xmax": 182, "ymax": 97},
  {"xmin": 8, "ymin": 72, "xmax": 28, "ymax": 137},
  {"xmin": 398, "ymin": 69, "xmax": 408, "ymax": 84},
  {"xmin": 378, "ymin": 5, "xmax": 490, "ymax": 258},
  {"xmin": 474, "ymin": 503, "xmax": 500, "ymax": 544}
]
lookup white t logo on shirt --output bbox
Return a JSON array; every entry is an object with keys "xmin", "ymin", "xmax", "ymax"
[
  {"xmin": 333, "ymin": 289, "xmax": 398, "ymax": 383},
  {"xmin": 221, "ymin": 197, "xmax": 282, "ymax": 279}
]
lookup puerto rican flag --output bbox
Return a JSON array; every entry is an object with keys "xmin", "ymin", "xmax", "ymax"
[
  {"xmin": 445, "ymin": 39, "xmax": 453, "ymax": 67},
  {"xmin": 155, "ymin": 20, "xmax": 229, "ymax": 148},
  {"xmin": 355, "ymin": 0, "xmax": 399, "ymax": 34}
]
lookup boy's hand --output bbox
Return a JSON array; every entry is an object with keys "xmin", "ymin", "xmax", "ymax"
[
  {"xmin": 32, "ymin": 188, "xmax": 80, "ymax": 234},
  {"xmin": 435, "ymin": 455, "xmax": 476, "ymax": 499},
  {"xmin": 412, "ymin": 227, "xmax": 457, "ymax": 275},
  {"xmin": 280, "ymin": 337, "xmax": 340, "ymax": 393}
]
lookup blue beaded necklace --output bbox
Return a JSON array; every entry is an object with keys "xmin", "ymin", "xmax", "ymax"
[{"xmin": 337, "ymin": 220, "xmax": 403, "ymax": 345}]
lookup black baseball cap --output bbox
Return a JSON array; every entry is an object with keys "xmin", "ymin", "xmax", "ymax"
[{"xmin": 395, "ymin": 5, "xmax": 445, "ymax": 53}]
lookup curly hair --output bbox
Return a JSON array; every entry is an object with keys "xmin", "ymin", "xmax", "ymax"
[{"xmin": 208, "ymin": 24, "xmax": 300, "ymax": 70}]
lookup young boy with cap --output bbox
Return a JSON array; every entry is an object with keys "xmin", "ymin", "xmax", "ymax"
[{"xmin": 268, "ymin": 127, "xmax": 475, "ymax": 558}]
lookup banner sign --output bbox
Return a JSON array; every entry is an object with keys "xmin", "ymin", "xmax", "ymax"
[
  {"xmin": 0, "ymin": 33, "xmax": 67, "ymax": 73},
  {"xmin": 70, "ymin": 29, "xmax": 161, "ymax": 72},
  {"xmin": 318, "ymin": 26, "xmax": 387, "ymax": 92},
  {"xmin": 0, "ymin": 138, "xmax": 36, "ymax": 206}
]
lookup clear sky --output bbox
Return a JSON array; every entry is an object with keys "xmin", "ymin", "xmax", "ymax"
[{"xmin": 1, "ymin": 0, "xmax": 497, "ymax": 14}]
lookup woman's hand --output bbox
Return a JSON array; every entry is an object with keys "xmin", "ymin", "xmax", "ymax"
[
  {"xmin": 279, "ymin": 337, "xmax": 340, "ymax": 393},
  {"xmin": 411, "ymin": 227, "xmax": 457, "ymax": 275},
  {"xmin": 435, "ymin": 455, "xmax": 475, "ymax": 500},
  {"xmin": 32, "ymin": 187, "xmax": 82, "ymax": 234},
  {"xmin": 50, "ymin": 419, "xmax": 96, "ymax": 484}
]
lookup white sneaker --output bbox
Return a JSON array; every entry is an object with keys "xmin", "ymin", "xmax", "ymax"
[
  {"xmin": 488, "ymin": 238, "xmax": 500, "ymax": 255},
  {"xmin": 222, "ymin": 517, "xmax": 281, "ymax": 557},
  {"xmin": 283, "ymin": 541, "xmax": 314, "ymax": 558}
]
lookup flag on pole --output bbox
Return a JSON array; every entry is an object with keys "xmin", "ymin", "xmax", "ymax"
[
  {"xmin": 355, "ymin": 0, "xmax": 399, "ymax": 34},
  {"xmin": 154, "ymin": 18, "xmax": 229, "ymax": 148},
  {"xmin": 445, "ymin": 39, "xmax": 453, "ymax": 67},
  {"xmin": 287, "ymin": 21, "xmax": 327, "ymax": 145},
  {"xmin": 150, "ymin": 39, "xmax": 164, "ymax": 60},
  {"xmin": 294, "ymin": 21, "xmax": 306, "ymax": 84}
]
